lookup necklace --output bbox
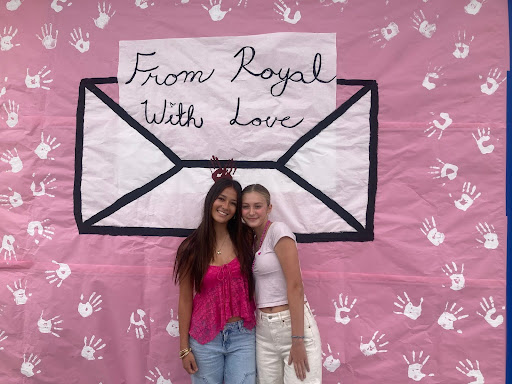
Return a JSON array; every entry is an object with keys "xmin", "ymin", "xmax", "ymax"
[
  {"xmin": 216, "ymin": 233, "xmax": 229, "ymax": 255},
  {"xmin": 255, "ymin": 220, "xmax": 272, "ymax": 255}
]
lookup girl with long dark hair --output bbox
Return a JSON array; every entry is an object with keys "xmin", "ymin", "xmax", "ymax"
[{"xmin": 174, "ymin": 178, "xmax": 256, "ymax": 384}]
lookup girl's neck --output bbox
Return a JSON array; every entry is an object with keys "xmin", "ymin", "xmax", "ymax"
[
  {"xmin": 214, "ymin": 222, "xmax": 229, "ymax": 239},
  {"xmin": 254, "ymin": 219, "xmax": 270, "ymax": 242}
]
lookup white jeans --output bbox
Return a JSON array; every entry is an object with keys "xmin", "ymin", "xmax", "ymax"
[{"xmin": 256, "ymin": 303, "xmax": 322, "ymax": 384}]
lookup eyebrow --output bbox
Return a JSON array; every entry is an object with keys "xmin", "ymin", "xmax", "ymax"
[{"xmin": 219, "ymin": 193, "xmax": 237, "ymax": 203}]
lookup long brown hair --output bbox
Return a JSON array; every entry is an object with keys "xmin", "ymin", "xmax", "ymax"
[{"xmin": 173, "ymin": 179, "xmax": 254, "ymax": 298}]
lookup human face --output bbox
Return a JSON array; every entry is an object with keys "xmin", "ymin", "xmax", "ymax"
[
  {"xmin": 211, "ymin": 187, "xmax": 237, "ymax": 224},
  {"xmin": 241, "ymin": 192, "xmax": 271, "ymax": 230}
]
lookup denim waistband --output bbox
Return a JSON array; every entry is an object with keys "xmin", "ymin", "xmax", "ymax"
[
  {"xmin": 223, "ymin": 319, "xmax": 245, "ymax": 331},
  {"xmin": 257, "ymin": 302, "xmax": 311, "ymax": 322}
]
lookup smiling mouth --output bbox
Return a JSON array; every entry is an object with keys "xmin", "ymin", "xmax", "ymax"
[{"xmin": 217, "ymin": 210, "xmax": 228, "ymax": 216}]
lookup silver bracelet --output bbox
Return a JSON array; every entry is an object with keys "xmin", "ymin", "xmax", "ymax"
[{"xmin": 291, "ymin": 335, "xmax": 305, "ymax": 339}]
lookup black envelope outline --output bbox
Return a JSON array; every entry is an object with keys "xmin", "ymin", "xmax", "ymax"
[{"xmin": 74, "ymin": 77, "xmax": 378, "ymax": 242}]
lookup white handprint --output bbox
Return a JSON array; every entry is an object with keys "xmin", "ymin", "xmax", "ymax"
[
  {"xmin": 453, "ymin": 30, "xmax": 474, "ymax": 59},
  {"xmin": 146, "ymin": 367, "xmax": 172, "ymax": 384},
  {"xmin": 429, "ymin": 158, "xmax": 458, "ymax": 186},
  {"xmin": 135, "ymin": 0, "xmax": 154, "ymax": 9},
  {"xmin": 0, "ymin": 76, "xmax": 7, "ymax": 98},
  {"xmin": 320, "ymin": 0, "xmax": 348, "ymax": 13},
  {"xmin": 69, "ymin": 27, "xmax": 90, "ymax": 53},
  {"xmin": 27, "ymin": 219, "xmax": 54, "ymax": 244},
  {"xmin": 360, "ymin": 331, "xmax": 388, "ymax": 356},
  {"xmin": 37, "ymin": 310, "xmax": 63, "ymax": 337},
  {"xmin": 453, "ymin": 182, "xmax": 481, "ymax": 212},
  {"xmin": 456, "ymin": 359, "xmax": 484, "ymax": 384},
  {"xmin": 31, "ymin": 173, "xmax": 56, "ymax": 197},
  {"xmin": 333, "ymin": 293, "xmax": 359, "ymax": 325},
  {"xmin": 420, "ymin": 217, "xmax": 444, "ymax": 246},
  {"xmin": 78, "ymin": 292, "xmax": 103, "ymax": 318},
  {"xmin": 51, "ymin": 0, "xmax": 72, "ymax": 12},
  {"xmin": 21, "ymin": 353, "xmax": 42, "ymax": 377},
  {"xmin": 0, "ymin": 188, "xmax": 23, "ymax": 209},
  {"xmin": 34, "ymin": 132, "xmax": 61, "ymax": 160},
  {"xmin": 82, "ymin": 335, "xmax": 106, "ymax": 360},
  {"xmin": 0, "ymin": 330, "xmax": 7, "ymax": 350},
  {"xmin": 127, "ymin": 309, "xmax": 151, "ymax": 339},
  {"xmin": 1, "ymin": 148, "xmax": 22, "ymax": 173},
  {"xmin": 36, "ymin": 23, "xmax": 58, "ymax": 50},
  {"xmin": 202, "ymin": 0, "xmax": 231, "ymax": 21},
  {"xmin": 6, "ymin": 0, "xmax": 23, "ymax": 11},
  {"xmin": 369, "ymin": 21, "xmax": 399, "ymax": 48},
  {"xmin": 166, "ymin": 309, "xmax": 179, "ymax": 337},
  {"xmin": 479, "ymin": 68, "xmax": 506, "ymax": 96},
  {"xmin": 7, "ymin": 279, "xmax": 31, "ymax": 305},
  {"xmin": 476, "ymin": 296, "xmax": 503, "ymax": 328},
  {"xmin": 25, "ymin": 67, "xmax": 53, "ymax": 90},
  {"xmin": 464, "ymin": 0, "xmax": 486, "ymax": 15},
  {"xmin": 1, "ymin": 234, "xmax": 16, "ymax": 261},
  {"xmin": 322, "ymin": 343, "xmax": 340, "ymax": 372},
  {"xmin": 45, "ymin": 260, "xmax": 71, "ymax": 288},
  {"xmin": 442, "ymin": 262, "xmax": 465, "ymax": 291},
  {"xmin": 424, "ymin": 112, "xmax": 452, "ymax": 139},
  {"xmin": 472, "ymin": 127, "xmax": 495, "ymax": 154},
  {"xmin": 274, "ymin": 0, "xmax": 301, "ymax": 24},
  {"xmin": 93, "ymin": 2, "xmax": 116, "ymax": 29},
  {"xmin": 393, "ymin": 292, "xmax": 423, "ymax": 320},
  {"xmin": 411, "ymin": 10, "xmax": 436, "ymax": 38},
  {"xmin": 403, "ymin": 351, "xmax": 434, "ymax": 381},
  {"xmin": 0, "ymin": 26, "xmax": 20, "ymax": 51},
  {"xmin": 437, "ymin": 302, "xmax": 468, "ymax": 333},
  {"xmin": 237, "ymin": 0, "xmax": 248, "ymax": 7},
  {"xmin": 475, "ymin": 222, "xmax": 498, "ymax": 249},
  {"xmin": 422, "ymin": 65, "xmax": 444, "ymax": 91},
  {"xmin": 2, "ymin": 99, "xmax": 19, "ymax": 128}
]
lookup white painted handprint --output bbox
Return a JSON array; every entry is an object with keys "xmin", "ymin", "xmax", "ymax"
[
  {"xmin": 45, "ymin": 260, "xmax": 71, "ymax": 288},
  {"xmin": 0, "ymin": 188, "xmax": 23, "ymax": 210},
  {"xmin": 429, "ymin": 158, "xmax": 458, "ymax": 186},
  {"xmin": 36, "ymin": 24, "xmax": 58, "ymax": 50},
  {"xmin": 135, "ymin": 0, "xmax": 154, "ymax": 9},
  {"xmin": 34, "ymin": 132, "xmax": 61, "ymax": 160},
  {"xmin": 1, "ymin": 234, "xmax": 16, "ymax": 261},
  {"xmin": 475, "ymin": 222, "xmax": 498, "ymax": 249},
  {"xmin": 7, "ymin": 279, "xmax": 31, "ymax": 305},
  {"xmin": 69, "ymin": 28, "xmax": 90, "ymax": 53},
  {"xmin": 322, "ymin": 343, "xmax": 340, "ymax": 372},
  {"xmin": 31, "ymin": 173, "xmax": 56, "ymax": 197},
  {"xmin": 6, "ymin": 0, "xmax": 23, "ymax": 11},
  {"xmin": 146, "ymin": 367, "xmax": 172, "ymax": 384},
  {"xmin": 2, "ymin": 99, "xmax": 19, "ymax": 128},
  {"xmin": 127, "ymin": 309, "xmax": 152, "ymax": 339},
  {"xmin": 320, "ymin": 0, "xmax": 348, "ymax": 13},
  {"xmin": 411, "ymin": 10, "xmax": 437, "ymax": 38},
  {"xmin": 464, "ymin": 0, "xmax": 486, "ymax": 15},
  {"xmin": 452, "ymin": 182, "xmax": 481, "ymax": 212},
  {"xmin": 360, "ymin": 331, "xmax": 388, "ymax": 356},
  {"xmin": 82, "ymin": 335, "xmax": 106, "ymax": 360},
  {"xmin": 456, "ymin": 359, "xmax": 484, "ymax": 384},
  {"xmin": 472, "ymin": 128, "xmax": 495, "ymax": 154},
  {"xmin": 403, "ymin": 351, "xmax": 434, "ymax": 381},
  {"xmin": 93, "ymin": 2, "xmax": 116, "ymax": 29},
  {"xmin": 442, "ymin": 262, "xmax": 465, "ymax": 291},
  {"xmin": 477, "ymin": 296, "xmax": 503, "ymax": 328},
  {"xmin": 333, "ymin": 293, "xmax": 359, "ymax": 325},
  {"xmin": 166, "ymin": 309, "xmax": 179, "ymax": 337},
  {"xmin": 479, "ymin": 68, "xmax": 506, "ymax": 96},
  {"xmin": 37, "ymin": 310, "xmax": 63, "ymax": 337},
  {"xmin": 78, "ymin": 292, "xmax": 103, "ymax": 318},
  {"xmin": 420, "ymin": 217, "xmax": 444, "ymax": 246},
  {"xmin": 437, "ymin": 302, "xmax": 468, "ymax": 333},
  {"xmin": 0, "ymin": 330, "xmax": 7, "ymax": 350},
  {"xmin": 274, "ymin": 0, "xmax": 301, "ymax": 24},
  {"xmin": 51, "ymin": 0, "xmax": 72, "ymax": 12},
  {"xmin": 21, "ymin": 353, "xmax": 42, "ymax": 377},
  {"xmin": 369, "ymin": 21, "xmax": 399, "ymax": 48},
  {"xmin": 27, "ymin": 220, "xmax": 54, "ymax": 244},
  {"xmin": 202, "ymin": 0, "xmax": 231, "ymax": 21},
  {"xmin": 453, "ymin": 30, "xmax": 474, "ymax": 59},
  {"xmin": 422, "ymin": 65, "xmax": 444, "ymax": 91},
  {"xmin": 424, "ymin": 112, "xmax": 452, "ymax": 139},
  {"xmin": 1, "ymin": 148, "xmax": 22, "ymax": 172},
  {"xmin": 393, "ymin": 292, "xmax": 423, "ymax": 320},
  {"xmin": 25, "ymin": 67, "xmax": 53, "ymax": 90},
  {"xmin": 0, "ymin": 26, "xmax": 20, "ymax": 51}
]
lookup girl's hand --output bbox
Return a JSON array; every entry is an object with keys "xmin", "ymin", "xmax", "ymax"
[
  {"xmin": 288, "ymin": 339, "xmax": 310, "ymax": 380},
  {"xmin": 182, "ymin": 351, "xmax": 198, "ymax": 374}
]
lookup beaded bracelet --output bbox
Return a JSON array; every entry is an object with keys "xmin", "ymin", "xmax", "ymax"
[
  {"xmin": 291, "ymin": 335, "xmax": 305, "ymax": 339},
  {"xmin": 179, "ymin": 347, "xmax": 192, "ymax": 359}
]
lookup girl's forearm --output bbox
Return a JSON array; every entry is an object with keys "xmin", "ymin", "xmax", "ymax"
[{"xmin": 288, "ymin": 282, "xmax": 305, "ymax": 337}]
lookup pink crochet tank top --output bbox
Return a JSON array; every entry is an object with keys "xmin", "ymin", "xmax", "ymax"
[{"xmin": 189, "ymin": 257, "xmax": 256, "ymax": 344}]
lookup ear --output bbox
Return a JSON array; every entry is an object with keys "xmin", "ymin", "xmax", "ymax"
[{"xmin": 267, "ymin": 204, "xmax": 273, "ymax": 215}]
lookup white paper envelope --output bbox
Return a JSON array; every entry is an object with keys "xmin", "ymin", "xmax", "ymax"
[{"xmin": 74, "ymin": 77, "xmax": 378, "ymax": 242}]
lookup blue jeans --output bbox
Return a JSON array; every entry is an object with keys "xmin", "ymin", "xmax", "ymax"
[{"xmin": 190, "ymin": 320, "xmax": 256, "ymax": 384}]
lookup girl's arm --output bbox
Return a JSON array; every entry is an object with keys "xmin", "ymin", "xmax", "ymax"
[
  {"xmin": 275, "ymin": 236, "xmax": 309, "ymax": 381},
  {"xmin": 178, "ymin": 273, "xmax": 198, "ymax": 374}
]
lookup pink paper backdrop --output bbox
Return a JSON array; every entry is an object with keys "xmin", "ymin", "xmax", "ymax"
[{"xmin": 0, "ymin": 0, "xmax": 508, "ymax": 383}]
